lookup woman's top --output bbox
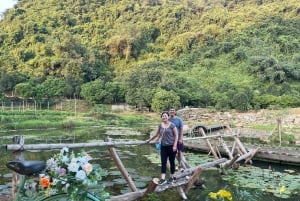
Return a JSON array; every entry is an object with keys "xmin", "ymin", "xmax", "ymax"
[{"xmin": 158, "ymin": 122, "xmax": 176, "ymax": 146}]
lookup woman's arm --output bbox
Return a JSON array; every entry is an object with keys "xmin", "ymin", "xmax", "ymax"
[{"xmin": 146, "ymin": 126, "xmax": 160, "ymax": 143}]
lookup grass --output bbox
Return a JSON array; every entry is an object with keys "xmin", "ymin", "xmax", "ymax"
[{"xmin": 0, "ymin": 101, "xmax": 156, "ymax": 131}]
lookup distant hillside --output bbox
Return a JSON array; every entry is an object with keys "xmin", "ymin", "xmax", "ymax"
[{"xmin": 0, "ymin": 0, "xmax": 299, "ymax": 111}]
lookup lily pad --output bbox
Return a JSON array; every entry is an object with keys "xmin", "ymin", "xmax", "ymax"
[{"xmin": 221, "ymin": 166, "xmax": 300, "ymax": 199}]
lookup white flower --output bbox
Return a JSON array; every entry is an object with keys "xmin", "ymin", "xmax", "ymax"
[
  {"xmin": 49, "ymin": 188, "xmax": 58, "ymax": 196},
  {"xmin": 62, "ymin": 155, "xmax": 69, "ymax": 163},
  {"xmin": 52, "ymin": 178, "xmax": 58, "ymax": 185},
  {"xmin": 61, "ymin": 147, "xmax": 69, "ymax": 154},
  {"xmin": 71, "ymin": 157, "xmax": 79, "ymax": 163},
  {"xmin": 46, "ymin": 158, "xmax": 57, "ymax": 170},
  {"xmin": 68, "ymin": 162, "xmax": 79, "ymax": 173},
  {"xmin": 78, "ymin": 156, "xmax": 89, "ymax": 166},
  {"xmin": 75, "ymin": 170, "xmax": 87, "ymax": 180}
]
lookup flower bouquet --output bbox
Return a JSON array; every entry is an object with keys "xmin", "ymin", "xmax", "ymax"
[{"xmin": 25, "ymin": 147, "xmax": 109, "ymax": 200}]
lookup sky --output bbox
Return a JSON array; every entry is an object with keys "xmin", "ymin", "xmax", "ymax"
[{"xmin": 0, "ymin": 0, "xmax": 17, "ymax": 14}]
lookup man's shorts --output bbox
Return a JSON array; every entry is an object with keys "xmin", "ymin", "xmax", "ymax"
[{"xmin": 177, "ymin": 143, "xmax": 184, "ymax": 151}]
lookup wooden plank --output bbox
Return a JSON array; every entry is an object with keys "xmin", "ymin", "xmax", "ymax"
[
  {"xmin": 173, "ymin": 158, "xmax": 227, "ymax": 180},
  {"xmin": 155, "ymin": 158, "xmax": 227, "ymax": 193}
]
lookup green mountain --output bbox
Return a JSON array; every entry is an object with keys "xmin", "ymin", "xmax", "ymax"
[{"xmin": 0, "ymin": 0, "xmax": 299, "ymax": 111}]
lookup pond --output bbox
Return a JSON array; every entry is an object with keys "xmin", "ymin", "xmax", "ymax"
[{"xmin": 0, "ymin": 126, "xmax": 299, "ymax": 200}]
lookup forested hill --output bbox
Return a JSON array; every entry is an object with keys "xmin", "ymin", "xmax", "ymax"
[{"xmin": 0, "ymin": 0, "xmax": 300, "ymax": 111}]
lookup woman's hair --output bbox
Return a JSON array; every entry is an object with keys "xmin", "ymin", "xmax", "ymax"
[{"xmin": 161, "ymin": 111, "xmax": 169, "ymax": 117}]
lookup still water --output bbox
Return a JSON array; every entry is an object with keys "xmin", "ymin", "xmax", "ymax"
[{"xmin": 0, "ymin": 126, "xmax": 299, "ymax": 201}]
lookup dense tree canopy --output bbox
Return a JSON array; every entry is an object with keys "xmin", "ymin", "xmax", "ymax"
[{"xmin": 0, "ymin": 0, "xmax": 300, "ymax": 111}]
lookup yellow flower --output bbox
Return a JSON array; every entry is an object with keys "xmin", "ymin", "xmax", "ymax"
[
  {"xmin": 217, "ymin": 189, "xmax": 232, "ymax": 201},
  {"xmin": 209, "ymin": 192, "xmax": 218, "ymax": 199},
  {"xmin": 279, "ymin": 186, "xmax": 286, "ymax": 194}
]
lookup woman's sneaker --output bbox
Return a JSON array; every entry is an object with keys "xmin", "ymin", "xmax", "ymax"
[
  {"xmin": 158, "ymin": 179, "xmax": 167, "ymax": 185},
  {"xmin": 167, "ymin": 177, "xmax": 176, "ymax": 184}
]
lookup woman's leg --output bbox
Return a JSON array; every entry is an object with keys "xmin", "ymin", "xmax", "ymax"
[
  {"xmin": 160, "ymin": 146, "xmax": 168, "ymax": 179},
  {"xmin": 168, "ymin": 148, "xmax": 177, "ymax": 176}
]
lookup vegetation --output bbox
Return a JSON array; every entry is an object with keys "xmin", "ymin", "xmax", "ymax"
[
  {"xmin": 0, "ymin": 100, "xmax": 156, "ymax": 131},
  {"xmin": 0, "ymin": 0, "xmax": 300, "ymax": 111}
]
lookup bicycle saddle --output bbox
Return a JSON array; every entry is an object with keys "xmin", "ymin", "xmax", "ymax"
[{"xmin": 6, "ymin": 160, "xmax": 46, "ymax": 176}]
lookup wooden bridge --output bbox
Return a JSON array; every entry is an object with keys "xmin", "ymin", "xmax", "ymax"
[
  {"xmin": 6, "ymin": 136, "xmax": 229, "ymax": 201},
  {"xmin": 185, "ymin": 125, "xmax": 300, "ymax": 166},
  {"xmin": 6, "ymin": 125, "xmax": 299, "ymax": 200}
]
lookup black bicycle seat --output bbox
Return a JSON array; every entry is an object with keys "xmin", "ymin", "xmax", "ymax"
[{"xmin": 6, "ymin": 160, "xmax": 46, "ymax": 176}]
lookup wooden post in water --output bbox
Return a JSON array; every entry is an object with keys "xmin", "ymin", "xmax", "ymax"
[
  {"xmin": 141, "ymin": 178, "xmax": 159, "ymax": 199},
  {"xmin": 12, "ymin": 136, "xmax": 25, "ymax": 200},
  {"xmin": 226, "ymin": 126, "xmax": 248, "ymax": 154},
  {"xmin": 105, "ymin": 137, "xmax": 138, "ymax": 192},
  {"xmin": 199, "ymin": 128, "xmax": 219, "ymax": 159},
  {"xmin": 185, "ymin": 167, "xmax": 202, "ymax": 194}
]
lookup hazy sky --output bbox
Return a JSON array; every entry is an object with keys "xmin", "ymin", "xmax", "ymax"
[{"xmin": 0, "ymin": 0, "xmax": 17, "ymax": 14}]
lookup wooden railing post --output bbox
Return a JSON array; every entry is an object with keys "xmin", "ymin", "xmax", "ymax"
[
  {"xmin": 12, "ymin": 136, "xmax": 25, "ymax": 200},
  {"xmin": 105, "ymin": 137, "xmax": 138, "ymax": 192},
  {"xmin": 199, "ymin": 128, "xmax": 219, "ymax": 159}
]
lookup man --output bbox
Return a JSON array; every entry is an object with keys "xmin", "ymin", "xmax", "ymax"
[{"xmin": 168, "ymin": 107, "xmax": 185, "ymax": 171}]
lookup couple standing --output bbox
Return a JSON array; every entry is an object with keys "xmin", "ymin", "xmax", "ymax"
[{"xmin": 146, "ymin": 107, "xmax": 184, "ymax": 185}]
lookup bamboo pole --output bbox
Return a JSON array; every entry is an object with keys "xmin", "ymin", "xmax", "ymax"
[
  {"xmin": 235, "ymin": 148, "xmax": 259, "ymax": 164},
  {"xmin": 7, "ymin": 140, "xmax": 155, "ymax": 151},
  {"xmin": 230, "ymin": 141, "xmax": 237, "ymax": 156},
  {"xmin": 141, "ymin": 178, "xmax": 159, "ymax": 199},
  {"xmin": 105, "ymin": 138, "xmax": 137, "ymax": 192},
  {"xmin": 184, "ymin": 133, "xmax": 238, "ymax": 141},
  {"xmin": 185, "ymin": 167, "xmax": 202, "ymax": 193},
  {"xmin": 220, "ymin": 154, "xmax": 240, "ymax": 169},
  {"xmin": 226, "ymin": 125, "xmax": 248, "ymax": 155},
  {"xmin": 176, "ymin": 153, "xmax": 191, "ymax": 198},
  {"xmin": 177, "ymin": 187, "xmax": 188, "ymax": 200},
  {"xmin": 108, "ymin": 191, "xmax": 144, "ymax": 201},
  {"xmin": 199, "ymin": 128, "xmax": 219, "ymax": 159},
  {"xmin": 219, "ymin": 137, "xmax": 233, "ymax": 159},
  {"xmin": 245, "ymin": 147, "xmax": 260, "ymax": 164},
  {"xmin": 174, "ymin": 158, "xmax": 227, "ymax": 179},
  {"xmin": 12, "ymin": 136, "xmax": 25, "ymax": 200}
]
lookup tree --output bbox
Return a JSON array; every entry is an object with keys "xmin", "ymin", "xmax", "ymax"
[
  {"xmin": 37, "ymin": 77, "xmax": 67, "ymax": 101},
  {"xmin": 15, "ymin": 82, "xmax": 35, "ymax": 100},
  {"xmin": 125, "ymin": 62, "xmax": 163, "ymax": 109},
  {"xmin": 232, "ymin": 91, "xmax": 251, "ymax": 111},
  {"xmin": 104, "ymin": 81, "xmax": 125, "ymax": 103},
  {"xmin": 151, "ymin": 89, "xmax": 180, "ymax": 112},
  {"xmin": 80, "ymin": 79, "xmax": 112, "ymax": 104}
]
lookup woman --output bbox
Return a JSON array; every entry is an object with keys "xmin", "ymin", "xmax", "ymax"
[{"xmin": 146, "ymin": 111, "xmax": 178, "ymax": 185}]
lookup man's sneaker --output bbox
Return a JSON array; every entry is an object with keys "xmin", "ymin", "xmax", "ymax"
[
  {"xmin": 158, "ymin": 179, "xmax": 167, "ymax": 185},
  {"xmin": 167, "ymin": 177, "xmax": 176, "ymax": 184}
]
